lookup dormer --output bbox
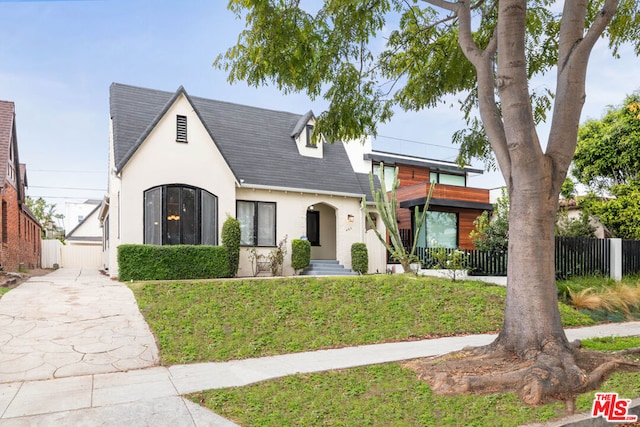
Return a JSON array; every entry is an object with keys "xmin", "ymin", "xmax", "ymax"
[{"xmin": 291, "ymin": 111, "xmax": 323, "ymax": 159}]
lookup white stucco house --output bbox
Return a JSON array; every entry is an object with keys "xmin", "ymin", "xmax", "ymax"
[
  {"xmin": 64, "ymin": 199, "xmax": 102, "ymax": 233},
  {"xmin": 63, "ymin": 203, "xmax": 103, "ymax": 268},
  {"xmin": 100, "ymin": 83, "xmax": 387, "ymax": 279}
]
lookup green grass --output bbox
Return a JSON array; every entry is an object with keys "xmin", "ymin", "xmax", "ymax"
[
  {"xmin": 132, "ymin": 275, "xmax": 593, "ymax": 364},
  {"xmin": 133, "ymin": 274, "xmax": 637, "ymax": 425},
  {"xmin": 0, "ymin": 287, "xmax": 9, "ymax": 298},
  {"xmin": 189, "ymin": 336, "xmax": 640, "ymax": 427}
]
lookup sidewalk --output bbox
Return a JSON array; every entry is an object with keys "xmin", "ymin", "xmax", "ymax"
[{"xmin": 1, "ymin": 269, "xmax": 639, "ymax": 426}]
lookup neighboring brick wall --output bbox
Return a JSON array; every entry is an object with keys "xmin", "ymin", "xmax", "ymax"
[
  {"xmin": 0, "ymin": 184, "xmax": 42, "ymax": 271},
  {"xmin": 19, "ymin": 208, "xmax": 41, "ymax": 269}
]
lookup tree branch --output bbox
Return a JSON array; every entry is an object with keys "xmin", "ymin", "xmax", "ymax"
[
  {"xmin": 451, "ymin": 0, "xmax": 483, "ymax": 64},
  {"xmin": 476, "ymin": 27, "xmax": 511, "ymax": 184},
  {"xmin": 421, "ymin": 0, "xmax": 458, "ymax": 12},
  {"xmin": 547, "ymin": 0, "xmax": 619, "ymax": 195},
  {"xmin": 423, "ymin": 0, "xmax": 510, "ymax": 183},
  {"xmin": 581, "ymin": 0, "xmax": 619, "ymax": 54}
]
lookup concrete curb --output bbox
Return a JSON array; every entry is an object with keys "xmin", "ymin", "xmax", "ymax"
[{"xmin": 523, "ymin": 398, "xmax": 640, "ymax": 426}]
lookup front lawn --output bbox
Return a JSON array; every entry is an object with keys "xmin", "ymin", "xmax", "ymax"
[
  {"xmin": 131, "ymin": 274, "xmax": 593, "ymax": 364},
  {"xmin": 189, "ymin": 336, "xmax": 640, "ymax": 427}
]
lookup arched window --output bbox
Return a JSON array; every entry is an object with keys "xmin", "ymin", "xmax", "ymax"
[{"xmin": 144, "ymin": 185, "xmax": 217, "ymax": 245}]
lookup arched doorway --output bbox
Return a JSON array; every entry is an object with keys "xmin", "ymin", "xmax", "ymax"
[{"xmin": 306, "ymin": 202, "xmax": 336, "ymax": 260}]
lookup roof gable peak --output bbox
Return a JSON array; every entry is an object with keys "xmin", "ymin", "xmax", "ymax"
[{"xmin": 113, "ymin": 85, "xmax": 197, "ymax": 173}]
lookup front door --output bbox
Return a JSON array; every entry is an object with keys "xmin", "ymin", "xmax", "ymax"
[{"xmin": 306, "ymin": 210, "xmax": 320, "ymax": 246}]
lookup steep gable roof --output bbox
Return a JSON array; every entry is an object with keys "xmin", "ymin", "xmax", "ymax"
[
  {"xmin": 291, "ymin": 110, "xmax": 315, "ymax": 138},
  {"xmin": 66, "ymin": 203, "xmax": 101, "ymax": 240},
  {"xmin": 0, "ymin": 101, "xmax": 16, "ymax": 189},
  {"xmin": 110, "ymin": 83, "xmax": 370, "ymax": 197}
]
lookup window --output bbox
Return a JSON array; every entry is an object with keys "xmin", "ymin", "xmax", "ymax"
[
  {"xmin": 7, "ymin": 144, "xmax": 15, "ymax": 182},
  {"xmin": 305, "ymin": 124, "xmax": 316, "ymax": 148},
  {"xmin": 366, "ymin": 213, "xmax": 377, "ymax": 231},
  {"xmin": 373, "ymin": 164, "xmax": 397, "ymax": 191},
  {"xmin": 103, "ymin": 214, "xmax": 109, "ymax": 251},
  {"xmin": 144, "ymin": 185, "xmax": 217, "ymax": 245},
  {"xmin": 237, "ymin": 201, "xmax": 276, "ymax": 246},
  {"xmin": 429, "ymin": 172, "xmax": 466, "ymax": 187},
  {"xmin": 2, "ymin": 201, "xmax": 6, "ymax": 243},
  {"xmin": 415, "ymin": 211, "xmax": 458, "ymax": 249},
  {"xmin": 176, "ymin": 115, "xmax": 187, "ymax": 142}
]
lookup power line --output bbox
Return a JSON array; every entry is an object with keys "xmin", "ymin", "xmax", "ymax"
[
  {"xmin": 29, "ymin": 169, "xmax": 105, "ymax": 174},
  {"xmin": 376, "ymin": 134, "xmax": 460, "ymax": 151},
  {"xmin": 26, "ymin": 195, "xmax": 103, "ymax": 200},
  {"xmin": 29, "ymin": 186, "xmax": 106, "ymax": 191}
]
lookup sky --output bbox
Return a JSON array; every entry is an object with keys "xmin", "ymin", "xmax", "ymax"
[{"xmin": 0, "ymin": 0, "xmax": 639, "ymax": 216}]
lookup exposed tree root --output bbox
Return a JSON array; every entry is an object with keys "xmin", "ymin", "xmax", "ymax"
[{"xmin": 403, "ymin": 340, "xmax": 640, "ymax": 415}]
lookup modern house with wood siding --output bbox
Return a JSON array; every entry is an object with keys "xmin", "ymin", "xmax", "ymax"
[{"xmin": 366, "ymin": 151, "xmax": 492, "ymax": 251}]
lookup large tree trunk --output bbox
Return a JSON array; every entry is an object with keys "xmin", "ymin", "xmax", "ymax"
[
  {"xmin": 492, "ymin": 0, "xmax": 569, "ymax": 353},
  {"xmin": 496, "ymin": 186, "xmax": 566, "ymax": 356}
]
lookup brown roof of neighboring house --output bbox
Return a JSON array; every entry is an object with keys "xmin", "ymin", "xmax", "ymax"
[
  {"xmin": 558, "ymin": 198, "xmax": 579, "ymax": 209},
  {"xmin": 19, "ymin": 163, "xmax": 27, "ymax": 187},
  {"xmin": 0, "ymin": 100, "xmax": 16, "ymax": 189}
]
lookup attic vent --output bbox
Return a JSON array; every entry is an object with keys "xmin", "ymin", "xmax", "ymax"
[{"xmin": 176, "ymin": 115, "xmax": 187, "ymax": 143}]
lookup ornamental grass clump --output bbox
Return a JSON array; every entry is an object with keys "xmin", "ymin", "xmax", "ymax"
[{"xmin": 569, "ymin": 283, "xmax": 640, "ymax": 318}]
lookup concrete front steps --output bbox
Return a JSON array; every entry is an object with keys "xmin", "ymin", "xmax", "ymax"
[{"xmin": 301, "ymin": 260, "xmax": 358, "ymax": 276}]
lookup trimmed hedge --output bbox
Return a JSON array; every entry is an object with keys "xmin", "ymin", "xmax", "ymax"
[
  {"xmin": 118, "ymin": 244, "xmax": 229, "ymax": 281},
  {"xmin": 291, "ymin": 239, "xmax": 311, "ymax": 272},
  {"xmin": 351, "ymin": 242, "xmax": 369, "ymax": 275},
  {"xmin": 222, "ymin": 216, "xmax": 241, "ymax": 277}
]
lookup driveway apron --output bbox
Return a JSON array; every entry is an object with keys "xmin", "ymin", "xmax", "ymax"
[{"xmin": 0, "ymin": 268, "xmax": 159, "ymax": 383}]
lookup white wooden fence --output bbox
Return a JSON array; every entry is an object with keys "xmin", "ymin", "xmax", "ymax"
[
  {"xmin": 41, "ymin": 240, "xmax": 62, "ymax": 268},
  {"xmin": 41, "ymin": 240, "xmax": 102, "ymax": 269}
]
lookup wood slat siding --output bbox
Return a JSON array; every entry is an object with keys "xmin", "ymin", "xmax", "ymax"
[
  {"xmin": 397, "ymin": 166, "xmax": 431, "ymax": 187},
  {"xmin": 458, "ymin": 210, "xmax": 484, "ymax": 249},
  {"xmin": 397, "ymin": 207, "xmax": 412, "ymax": 228},
  {"xmin": 395, "ymin": 183, "xmax": 490, "ymax": 204},
  {"xmin": 432, "ymin": 185, "xmax": 489, "ymax": 203},
  {"xmin": 395, "ymin": 183, "xmax": 430, "ymax": 202}
]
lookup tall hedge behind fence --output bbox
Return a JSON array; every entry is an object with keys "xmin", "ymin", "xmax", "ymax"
[
  {"xmin": 118, "ymin": 244, "xmax": 229, "ymax": 281},
  {"xmin": 411, "ymin": 236, "xmax": 640, "ymax": 279}
]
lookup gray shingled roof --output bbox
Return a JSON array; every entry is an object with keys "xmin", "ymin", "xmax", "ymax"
[{"xmin": 110, "ymin": 83, "xmax": 376, "ymax": 199}]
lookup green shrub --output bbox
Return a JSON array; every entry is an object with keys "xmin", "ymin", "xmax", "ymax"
[
  {"xmin": 351, "ymin": 242, "xmax": 368, "ymax": 275},
  {"xmin": 291, "ymin": 239, "xmax": 311, "ymax": 273},
  {"xmin": 269, "ymin": 236, "xmax": 288, "ymax": 276},
  {"xmin": 118, "ymin": 244, "xmax": 229, "ymax": 281},
  {"xmin": 222, "ymin": 215, "xmax": 241, "ymax": 277}
]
